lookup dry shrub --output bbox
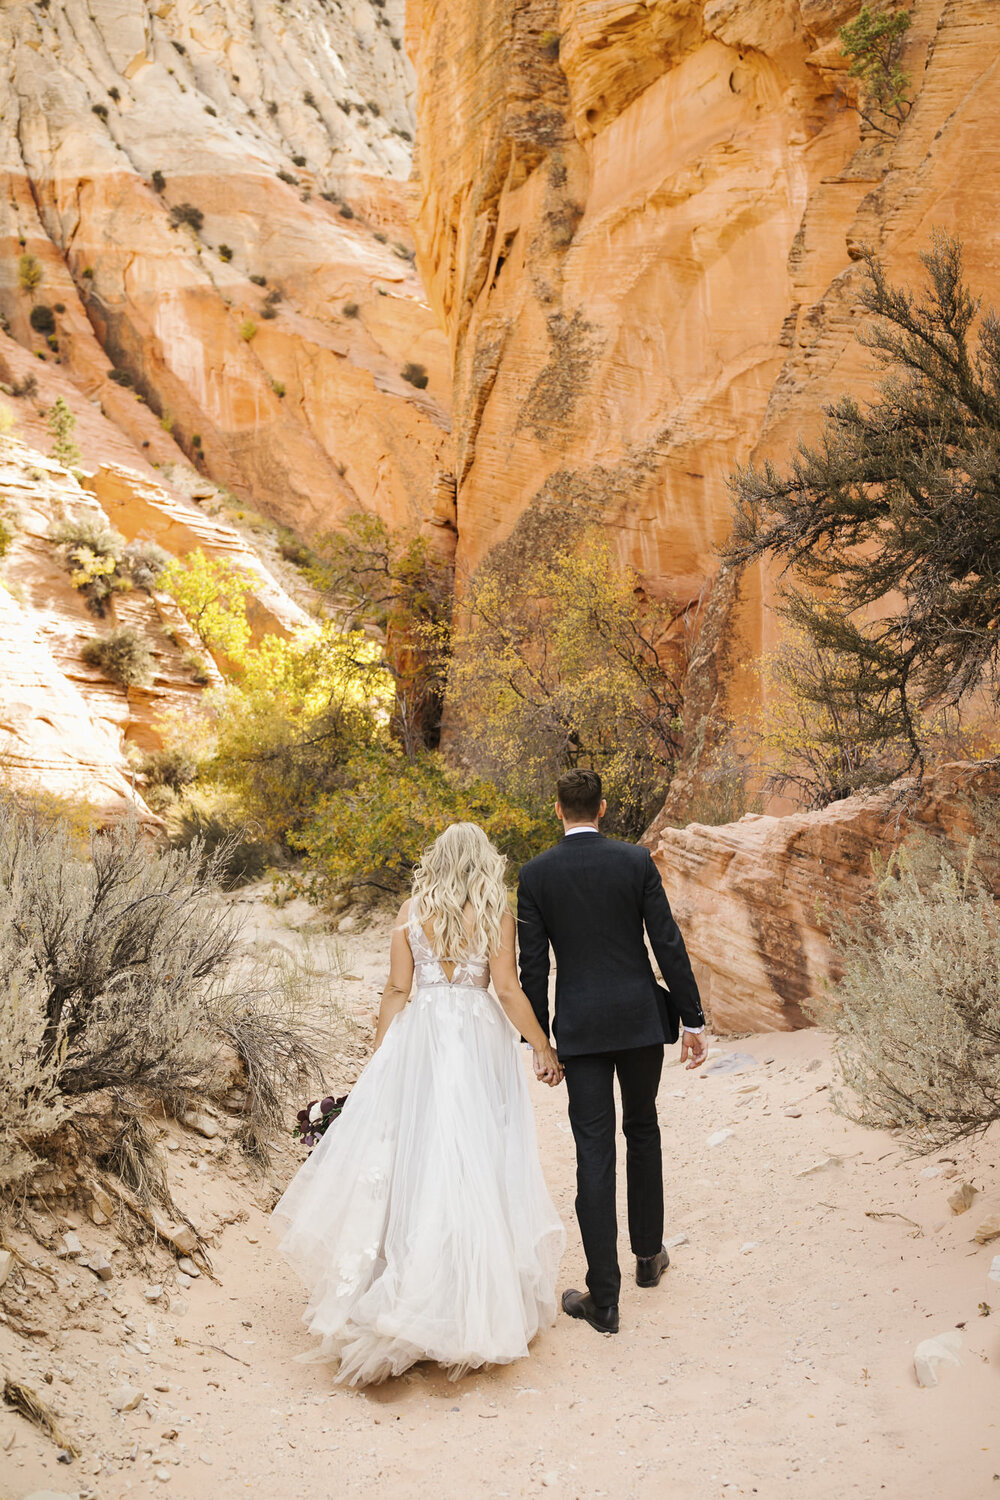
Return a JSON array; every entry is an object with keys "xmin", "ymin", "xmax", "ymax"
[
  {"xmin": 816, "ymin": 836, "xmax": 1000, "ymax": 1152},
  {"xmin": 0, "ymin": 797, "xmax": 328, "ymax": 1198}
]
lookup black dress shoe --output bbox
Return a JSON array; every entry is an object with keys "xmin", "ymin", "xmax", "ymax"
[
  {"xmin": 635, "ymin": 1245, "xmax": 670, "ymax": 1288},
  {"xmin": 561, "ymin": 1288, "xmax": 620, "ymax": 1334}
]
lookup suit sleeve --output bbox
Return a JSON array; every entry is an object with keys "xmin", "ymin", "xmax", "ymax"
[
  {"xmin": 641, "ymin": 851, "xmax": 705, "ymax": 1030},
  {"xmin": 516, "ymin": 869, "xmax": 551, "ymax": 1041}
]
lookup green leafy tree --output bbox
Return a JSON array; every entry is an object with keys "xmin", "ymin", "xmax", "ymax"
[
  {"xmin": 839, "ymin": 6, "xmax": 912, "ymax": 137},
  {"xmin": 17, "ymin": 253, "xmax": 42, "ymax": 294},
  {"xmin": 726, "ymin": 233, "xmax": 1000, "ymax": 792},
  {"xmin": 47, "ymin": 395, "xmax": 81, "ymax": 468},
  {"xmin": 159, "ymin": 549, "xmax": 254, "ymax": 660},
  {"xmin": 451, "ymin": 533, "xmax": 683, "ymax": 839},
  {"xmin": 308, "ymin": 513, "xmax": 453, "ymax": 755}
]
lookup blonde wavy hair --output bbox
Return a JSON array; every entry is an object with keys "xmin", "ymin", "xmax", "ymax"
[{"xmin": 410, "ymin": 823, "xmax": 508, "ymax": 960}]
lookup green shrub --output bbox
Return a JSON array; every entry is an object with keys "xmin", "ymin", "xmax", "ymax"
[
  {"xmin": 339, "ymin": 204, "xmax": 355, "ymax": 219},
  {"xmin": 0, "ymin": 513, "xmax": 16, "ymax": 558},
  {"xmin": 81, "ymin": 626, "xmax": 155, "ymax": 687},
  {"xmin": 151, "ymin": 169, "xmax": 166, "ymax": 192},
  {"xmin": 276, "ymin": 169, "xmax": 297, "ymax": 185},
  {"xmin": 260, "ymin": 305, "xmax": 277, "ymax": 320},
  {"xmin": 290, "ymin": 748, "xmax": 551, "ymax": 899},
  {"xmin": 839, "ymin": 5, "xmax": 912, "ymax": 136},
  {"xmin": 218, "ymin": 243, "xmax": 233, "ymax": 261},
  {"xmin": 401, "ymin": 361, "xmax": 428, "ymax": 389},
  {"xmin": 108, "ymin": 368, "xmax": 133, "ymax": 386},
  {"xmin": 92, "ymin": 102, "xmax": 109, "ymax": 121},
  {"xmin": 239, "ymin": 319, "xmax": 257, "ymax": 341},
  {"xmin": 46, "ymin": 396, "xmax": 82, "ymax": 468},
  {"xmin": 29, "ymin": 304, "xmax": 55, "ymax": 335},
  {"xmin": 249, "ymin": 273, "xmax": 267, "ymax": 286},
  {"xmin": 18, "ymin": 253, "xmax": 42, "ymax": 293},
  {"xmin": 292, "ymin": 154, "xmax": 306, "ymax": 167},
  {"xmin": 169, "ymin": 202, "xmax": 204, "ymax": 232},
  {"xmin": 140, "ymin": 746, "xmax": 199, "ymax": 793},
  {"xmin": 342, "ymin": 301, "xmax": 359, "ymax": 318},
  {"xmin": 123, "ymin": 539, "xmax": 172, "ymax": 590},
  {"xmin": 9, "ymin": 373, "xmax": 38, "ymax": 398},
  {"xmin": 168, "ymin": 788, "xmax": 285, "ymax": 888}
]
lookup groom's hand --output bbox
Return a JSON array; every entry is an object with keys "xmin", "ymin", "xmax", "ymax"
[
  {"xmin": 533, "ymin": 1043, "xmax": 563, "ymax": 1087},
  {"xmin": 681, "ymin": 1029, "xmax": 708, "ymax": 1069}
]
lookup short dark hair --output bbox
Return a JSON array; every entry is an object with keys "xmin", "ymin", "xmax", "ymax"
[{"xmin": 556, "ymin": 768, "xmax": 603, "ymax": 820}]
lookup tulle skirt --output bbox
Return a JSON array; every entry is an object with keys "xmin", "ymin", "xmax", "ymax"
[{"xmin": 271, "ymin": 982, "xmax": 565, "ymax": 1385}]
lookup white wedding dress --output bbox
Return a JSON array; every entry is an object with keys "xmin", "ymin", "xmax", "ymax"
[{"xmin": 272, "ymin": 909, "xmax": 565, "ymax": 1385}]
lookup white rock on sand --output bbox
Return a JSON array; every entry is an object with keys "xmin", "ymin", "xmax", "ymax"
[{"xmin": 914, "ymin": 1331, "xmax": 963, "ymax": 1388}]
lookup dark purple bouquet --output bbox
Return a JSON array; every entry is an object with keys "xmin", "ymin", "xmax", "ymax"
[{"xmin": 294, "ymin": 1094, "xmax": 348, "ymax": 1147}]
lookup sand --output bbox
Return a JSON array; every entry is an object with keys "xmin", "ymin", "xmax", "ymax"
[{"xmin": 2, "ymin": 900, "xmax": 998, "ymax": 1500}]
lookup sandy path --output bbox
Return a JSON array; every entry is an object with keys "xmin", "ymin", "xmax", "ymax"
[{"xmin": 3, "ymin": 908, "xmax": 999, "ymax": 1500}]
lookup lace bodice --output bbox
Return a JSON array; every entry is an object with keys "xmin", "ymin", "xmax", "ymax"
[{"xmin": 407, "ymin": 908, "xmax": 491, "ymax": 990}]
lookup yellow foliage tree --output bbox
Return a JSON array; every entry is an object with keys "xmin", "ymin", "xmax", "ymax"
[{"xmin": 159, "ymin": 549, "xmax": 254, "ymax": 661}]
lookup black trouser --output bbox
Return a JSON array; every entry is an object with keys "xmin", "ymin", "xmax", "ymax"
[{"xmin": 561, "ymin": 1043, "xmax": 664, "ymax": 1308}]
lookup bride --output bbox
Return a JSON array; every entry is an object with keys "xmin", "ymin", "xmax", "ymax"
[{"xmin": 272, "ymin": 822, "xmax": 566, "ymax": 1385}]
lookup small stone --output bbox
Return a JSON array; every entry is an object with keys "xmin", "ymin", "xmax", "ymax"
[
  {"xmin": 987, "ymin": 1254, "xmax": 1000, "ymax": 1289},
  {"xmin": 59, "ymin": 1231, "xmax": 85, "ymax": 1259},
  {"xmin": 795, "ymin": 1156, "xmax": 840, "ymax": 1177},
  {"xmin": 740, "ymin": 1241, "xmax": 759, "ymax": 1254},
  {"xmin": 664, "ymin": 1232, "xmax": 689, "ymax": 1249},
  {"xmin": 920, "ymin": 1166, "xmax": 944, "ymax": 1179},
  {"xmin": 154, "ymin": 1469, "xmax": 171, "ymax": 1483},
  {"xmin": 109, "ymin": 1384, "xmax": 142, "ymax": 1412},
  {"xmin": 540, "ymin": 1474, "xmax": 560, "ymax": 1488},
  {"xmin": 176, "ymin": 1272, "xmax": 193, "ymax": 1289},
  {"xmin": 176, "ymin": 1257, "xmax": 200, "ymax": 1278},
  {"xmin": 707, "ymin": 1129, "xmax": 734, "ymax": 1148},
  {"xmin": 82, "ymin": 1252, "xmax": 113, "ymax": 1281},
  {"xmin": 180, "ymin": 1111, "xmax": 218, "ymax": 1140},
  {"xmin": 153, "ymin": 1382, "xmax": 171, "ymax": 1393},
  {"xmin": 974, "ymin": 1216, "xmax": 1000, "ymax": 1246},
  {"xmin": 337, "ymin": 913, "xmax": 358, "ymax": 933},
  {"xmin": 144, "ymin": 1285, "xmax": 164, "ymax": 1301},
  {"xmin": 703, "ymin": 1051, "xmax": 757, "ymax": 1077},
  {"xmin": 165, "ymin": 1140, "xmax": 180, "ymax": 1152},
  {"xmin": 947, "ymin": 1182, "xmax": 979, "ymax": 1215},
  {"xmin": 914, "ymin": 1330, "xmax": 962, "ymax": 1388},
  {"xmin": 0, "ymin": 1249, "xmax": 13, "ymax": 1287},
  {"xmin": 783, "ymin": 1107, "xmax": 802, "ymax": 1118}
]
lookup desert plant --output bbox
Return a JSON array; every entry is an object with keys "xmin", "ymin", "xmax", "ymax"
[
  {"xmin": 239, "ymin": 319, "xmax": 257, "ymax": 341},
  {"xmin": 169, "ymin": 202, "xmax": 204, "ymax": 232},
  {"xmin": 290, "ymin": 746, "xmax": 550, "ymax": 899},
  {"xmin": 81, "ymin": 626, "xmax": 155, "ymax": 687},
  {"xmin": 107, "ymin": 367, "xmax": 133, "ymax": 386},
  {"xmin": 50, "ymin": 512, "xmax": 126, "ymax": 613},
  {"xmin": 260, "ymin": 304, "xmax": 277, "ymax": 320},
  {"xmin": 29, "ymin": 305, "xmax": 55, "ymax": 336},
  {"xmin": 342, "ymin": 301, "xmax": 360, "ymax": 318},
  {"xmin": 0, "ymin": 798, "xmax": 326, "ymax": 1192},
  {"xmin": 307, "ymin": 513, "xmax": 453, "ymax": 755},
  {"xmin": 817, "ymin": 841, "xmax": 1000, "ymax": 1152},
  {"xmin": 452, "ymin": 533, "xmax": 684, "ymax": 840},
  {"xmin": 276, "ymin": 169, "xmax": 297, "ymax": 185},
  {"xmin": 46, "ymin": 396, "xmax": 82, "ymax": 468},
  {"xmin": 726, "ymin": 233, "xmax": 1000, "ymax": 786},
  {"xmin": 17, "ymin": 253, "xmax": 42, "ymax": 294},
  {"xmin": 140, "ymin": 746, "xmax": 199, "ymax": 793},
  {"xmin": 339, "ymin": 204, "xmax": 355, "ymax": 220},
  {"xmin": 249, "ymin": 273, "xmax": 267, "ymax": 286},
  {"xmin": 401, "ymin": 361, "xmax": 428, "ymax": 389},
  {"xmin": 122, "ymin": 538, "xmax": 172, "ymax": 590},
  {"xmin": 839, "ymin": 6, "xmax": 912, "ymax": 137},
  {"xmin": 167, "ymin": 787, "xmax": 284, "ymax": 887},
  {"xmin": 151, "ymin": 169, "xmax": 166, "ymax": 192},
  {"xmin": 218, "ymin": 243, "xmax": 233, "ymax": 261},
  {"xmin": 9, "ymin": 373, "xmax": 38, "ymax": 398},
  {"xmin": 269, "ymin": 378, "xmax": 286, "ymax": 397},
  {"xmin": 92, "ymin": 102, "xmax": 109, "ymax": 121},
  {"xmin": 159, "ymin": 549, "xmax": 254, "ymax": 659},
  {"xmin": 292, "ymin": 154, "xmax": 306, "ymax": 167}
]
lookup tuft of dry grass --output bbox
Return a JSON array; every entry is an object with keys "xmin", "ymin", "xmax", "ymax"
[{"xmin": 2, "ymin": 1377, "xmax": 80, "ymax": 1455}]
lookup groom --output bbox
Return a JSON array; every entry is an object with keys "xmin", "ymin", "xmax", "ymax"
[{"xmin": 517, "ymin": 768, "xmax": 707, "ymax": 1334}]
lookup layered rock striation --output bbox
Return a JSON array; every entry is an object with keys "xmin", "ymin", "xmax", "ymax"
[
  {"xmin": 0, "ymin": 0, "xmax": 454, "ymax": 544},
  {"xmin": 646, "ymin": 761, "xmax": 1000, "ymax": 1033},
  {"xmin": 408, "ymin": 0, "xmax": 1000, "ymax": 702}
]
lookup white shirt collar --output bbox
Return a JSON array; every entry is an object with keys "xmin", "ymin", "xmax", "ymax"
[{"xmin": 564, "ymin": 825, "xmax": 600, "ymax": 836}]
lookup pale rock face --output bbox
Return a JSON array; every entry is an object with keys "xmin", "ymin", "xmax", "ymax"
[
  {"xmin": 0, "ymin": 434, "xmax": 306, "ymax": 813},
  {"xmin": 408, "ymin": 0, "xmax": 1000, "ymax": 718},
  {"xmin": 645, "ymin": 762, "xmax": 1000, "ymax": 1033},
  {"xmin": 0, "ymin": 0, "xmax": 453, "ymax": 545}
]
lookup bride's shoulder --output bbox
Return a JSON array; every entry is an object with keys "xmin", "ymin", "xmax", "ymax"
[{"xmin": 395, "ymin": 898, "xmax": 413, "ymax": 930}]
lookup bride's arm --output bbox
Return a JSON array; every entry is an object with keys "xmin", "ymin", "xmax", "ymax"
[
  {"xmin": 373, "ymin": 900, "xmax": 415, "ymax": 1050},
  {"xmin": 491, "ymin": 912, "xmax": 563, "ymax": 1085}
]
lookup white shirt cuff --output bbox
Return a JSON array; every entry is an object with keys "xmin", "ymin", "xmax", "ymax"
[{"xmin": 682, "ymin": 1024, "xmax": 705, "ymax": 1034}]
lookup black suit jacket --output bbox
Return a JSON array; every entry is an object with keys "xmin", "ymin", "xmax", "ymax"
[{"xmin": 516, "ymin": 831, "xmax": 704, "ymax": 1058}]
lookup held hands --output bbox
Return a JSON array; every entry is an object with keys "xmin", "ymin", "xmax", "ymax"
[
  {"xmin": 532, "ymin": 1041, "xmax": 564, "ymax": 1087},
  {"xmin": 681, "ymin": 1028, "xmax": 709, "ymax": 1070}
]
